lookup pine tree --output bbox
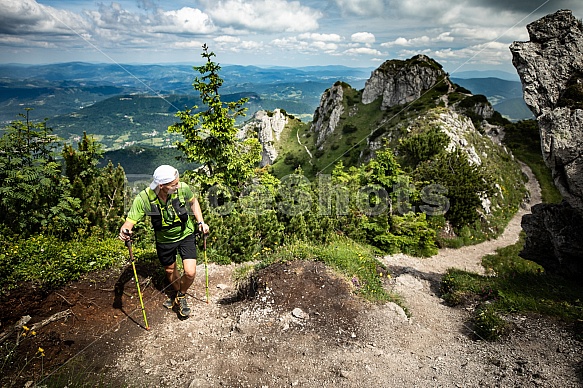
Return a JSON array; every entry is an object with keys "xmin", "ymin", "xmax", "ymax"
[
  {"xmin": 168, "ymin": 44, "xmax": 262, "ymax": 192},
  {"xmin": 0, "ymin": 110, "xmax": 82, "ymax": 237},
  {"xmin": 62, "ymin": 133, "xmax": 126, "ymax": 235}
]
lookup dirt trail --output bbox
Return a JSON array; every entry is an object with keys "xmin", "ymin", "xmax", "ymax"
[
  {"xmin": 383, "ymin": 160, "xmax": 542, "ymax": 276},
  {"xmin": 106, "ymin": 162, "xmax": 582, "ymax": 387}
]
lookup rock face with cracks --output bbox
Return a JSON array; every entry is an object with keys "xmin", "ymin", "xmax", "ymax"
[
  {"xmin": 510, "ymin": 9, "xmax": 583, "ymax": 279},
  {"xmin": 239, "ymin": 109, "xmax": 288, "ymax": 167},
  {"xmin": 361, "ymin": 54, "xmax": 448, "ymax": 110}
]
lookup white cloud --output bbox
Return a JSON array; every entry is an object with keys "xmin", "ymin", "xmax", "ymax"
[
  {"xmin": 239, "ymin": 40, "xmax": 263, "ymax": 50},
  {"xmin": 435, "ymin": 32, "xmax": 454, "ymax": 42},
  {"xmin": 207, "ymin": 0, "xmax": 321, "ymax": 32},
  {"xmin": 381, "ymin": 32, "xmax": 453, "ymax": 48},
  {"xmin": 432, "ymin": 41, "xmax": 513, "ymax": 67},
  {"xmin": 272, "ymin": 36, "xmax": 298, "ymax": 48},
  {"xmin": 213, "ymin": 35, "xmax": 263, "ymax": 52},
  {"xmin": 214, "ymin": 35, "xmax": 241, "ymax": 44},
  {"xmin": 151, "ymin": 7, "xmax": 216, "ymax": 34},
  {"xmin": 344, "ymin": 47, "xmax": 383, "ymax": 56},
  {"xmin": 0, "ymin": 0, "xmax": 89, "ymax": 35},
  {"xmin": 174, "ymin": 40, "xmax": 205, "ymax": 49},
  {"xmin": 392, "ymin": 37, "xmax": 410, "ymax": 46},
  {"xmin": 351, "ymin": 32, "xmax": 375, "ymax": 44},
  {"xmin": 298, "ymin": 33, "xmax": 343, "ymax": 42},
  {"xmin": 87, "ymin": 3, "xmax": 140, "ymax": 30},
  {"xmin": 311, "ymin": 41, "xmax": 339, "ymax": 52},
  {"xmin": 87, "ymin": 4, "xmax": 216, "ymax": 37},
  {"xmin": 450, "ymin": 25, "xmax": 501, "ymax": 41},
  {"xmin": 0, "ymin": 35, "xmax": 56, "ymax": 48}
]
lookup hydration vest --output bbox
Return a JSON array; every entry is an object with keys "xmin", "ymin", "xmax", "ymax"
[{"xmin": 140, "ymin": 187, "xmax": 190, "ymax": 232}]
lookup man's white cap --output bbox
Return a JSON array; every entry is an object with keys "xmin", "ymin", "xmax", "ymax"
[{"xmin": 150, "ymin": 165, "xmax": 179, "ymax": 190}]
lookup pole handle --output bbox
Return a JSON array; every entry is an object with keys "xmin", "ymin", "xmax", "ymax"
[{"xmin": 123, "ymin": 228, "xmax": 132, "ymax": 248}]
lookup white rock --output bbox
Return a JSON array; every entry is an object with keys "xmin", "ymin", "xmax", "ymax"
[{"xmin": 291, "ymin": 307, "xmax": 308, "ymax": 319}]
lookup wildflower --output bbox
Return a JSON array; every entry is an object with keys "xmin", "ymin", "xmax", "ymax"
[{"xmin": 38, "ymin": 347, "xmax": 45, "ymax": 357}]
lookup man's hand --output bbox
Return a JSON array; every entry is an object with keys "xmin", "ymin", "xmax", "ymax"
[
  {"xmin": 198, "ymin": 222, "xmax": 210, "ymax": 235},
  {"xmin": 119, "ymin": 228, "xmax": 132, "ymax": 241}
]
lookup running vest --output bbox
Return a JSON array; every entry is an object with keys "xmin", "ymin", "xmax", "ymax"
[{"xmin": 139, "ymin": 187, "xmax": 189, "ymax": 232}]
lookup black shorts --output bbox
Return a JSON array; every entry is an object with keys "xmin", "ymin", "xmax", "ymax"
[{"xmin": 155, "ymin": 233, "xmax": 197, "ymax": 267}]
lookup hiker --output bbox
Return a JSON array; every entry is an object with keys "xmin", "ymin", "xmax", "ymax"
[{"xmin": 119, "ymin": 165, "xmax": 209, "ymax": 317}]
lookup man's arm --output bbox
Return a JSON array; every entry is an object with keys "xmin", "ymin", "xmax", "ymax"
[
  {"xmin": 119, "ymin": 191, "xmax": 148, "ymax": 241},
  {"xmin": 191, "ymin": 197, "xmax": 209, "ymax": 234}
]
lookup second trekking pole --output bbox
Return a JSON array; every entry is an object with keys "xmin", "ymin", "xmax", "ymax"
[
  {"xmin": 204, "ymin": 233, "xmax": 209, "ymax": 304},
  {"xmin": 123, "ymin": 229, "xmax": 150, "ymax": 330}
]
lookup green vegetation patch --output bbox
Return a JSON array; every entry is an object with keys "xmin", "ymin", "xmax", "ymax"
[
  {"xmin": 440, "ymin": 235, "xmax": 583, "ymax": 341},
  {"xmin": 310, "ymin": 90, "xmax": 385, "ymax": 176},
  {"xmin": 269, "ymin": 118, "xmax": 312, "ymax": 177},
  {"xmin": 503, "ymin": 119, "xmax": 562, "ymax": 204},
  {"xmin": 0, "ymin": 234, "xmax": 157, "ymax": 294}
]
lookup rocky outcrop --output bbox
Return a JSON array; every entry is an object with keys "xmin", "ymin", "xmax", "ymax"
[
  {"xmin": 521, "ymin": 202, "xmax": 583, "ymax": 279},
  {"xmin": 240, "ymin": 109, "xmax": 288, "ymax": 167},
  {"xmin": 510, "ymin": 9, "xmax": 583, "ymax": 278},
  {"xmin": 431, "ymin": 110, "xmax": 483, "ymax": 167},
  {"xmin": 417, "ymin": 109, "xmax": 496, "ymax": 214},
  {"xmin": 310, "ymin": 55, "xmax": 497, "ymax": 157},
  {"xmin": 362, "ymin": 54, "xmax": 449, "ymax": 109},
  {"xmin": 310, "ymin": 82, "xmax": 345, "ymax": 150}
]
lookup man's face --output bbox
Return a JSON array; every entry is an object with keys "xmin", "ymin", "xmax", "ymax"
[{"xmin": 163, "ymin": 178, "xmax": 179, "ymax": 195}]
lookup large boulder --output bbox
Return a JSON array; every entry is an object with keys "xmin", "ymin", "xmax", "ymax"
[{"xmin": 510, "ymin": 9, "xmax": 583, "ymax": 278}]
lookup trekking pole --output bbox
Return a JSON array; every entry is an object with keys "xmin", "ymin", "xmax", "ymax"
[
  {"xmin": 123, "ymin": 229, "xmax": 150, "ymax": 330},
  {"xmin": 204, "ymin": 233, "xmax": 209, "ymax": 304}
]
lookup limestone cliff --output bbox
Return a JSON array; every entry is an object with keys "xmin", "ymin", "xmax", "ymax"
[
  {"xmin": 362, "ymin": 54, "xmax": 451, "ymax": 109},
  {"xmin": 239, "ymin": 109, "xmax": 288, "ymax": 167},
  {"xmin": 310, "ymin": 82, "xmax": 344, "ymax": 150},
  {"xmin": 309, "ymin": 55, "xmax": 496, "ymax": 157},
  {"xmin": 510, "ymin": 9, "xmax": 583, "ymax": 278}
]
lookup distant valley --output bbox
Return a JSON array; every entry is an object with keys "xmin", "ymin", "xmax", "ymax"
[
  {"xmin": 451, "ymin": 76, "xmax": 533, "ymax": 121},
  {"xmin": 0, "ymin": 61, "xmax": 533, "ymax": 174}
]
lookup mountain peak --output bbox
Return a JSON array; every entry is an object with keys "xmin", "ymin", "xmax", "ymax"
[{"xmin": 362, "ymin": 54, "xmax": 449, "ymax": 109}]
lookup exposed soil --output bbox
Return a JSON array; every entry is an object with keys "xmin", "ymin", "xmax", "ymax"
[{"xmin": 1, "ymin": 162, "xmax": 582, "ymax": 387}]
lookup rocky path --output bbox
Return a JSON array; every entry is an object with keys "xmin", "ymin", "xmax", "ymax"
[
  {"xmin": 383, "ymin": 160, "xmax": 541, "ymax": 277},
  {"xmin": 108, "ymin": 162, "xmax": 582, "ymax": 387}
]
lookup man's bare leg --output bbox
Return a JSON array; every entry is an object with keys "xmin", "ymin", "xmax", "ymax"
[{"xmin": 180, "ymin": 259, "xmax": 197, "ymax": 294}]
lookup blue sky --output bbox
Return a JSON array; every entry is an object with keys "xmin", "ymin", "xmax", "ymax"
[{"xmin": 1, "ymin": 0, "xmax": 581, "ymax": 75}]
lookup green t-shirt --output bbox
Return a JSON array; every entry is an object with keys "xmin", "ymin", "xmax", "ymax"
[{"xmin": 126, "ymin": 182, "xmax": 196, "ymax": 244}]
